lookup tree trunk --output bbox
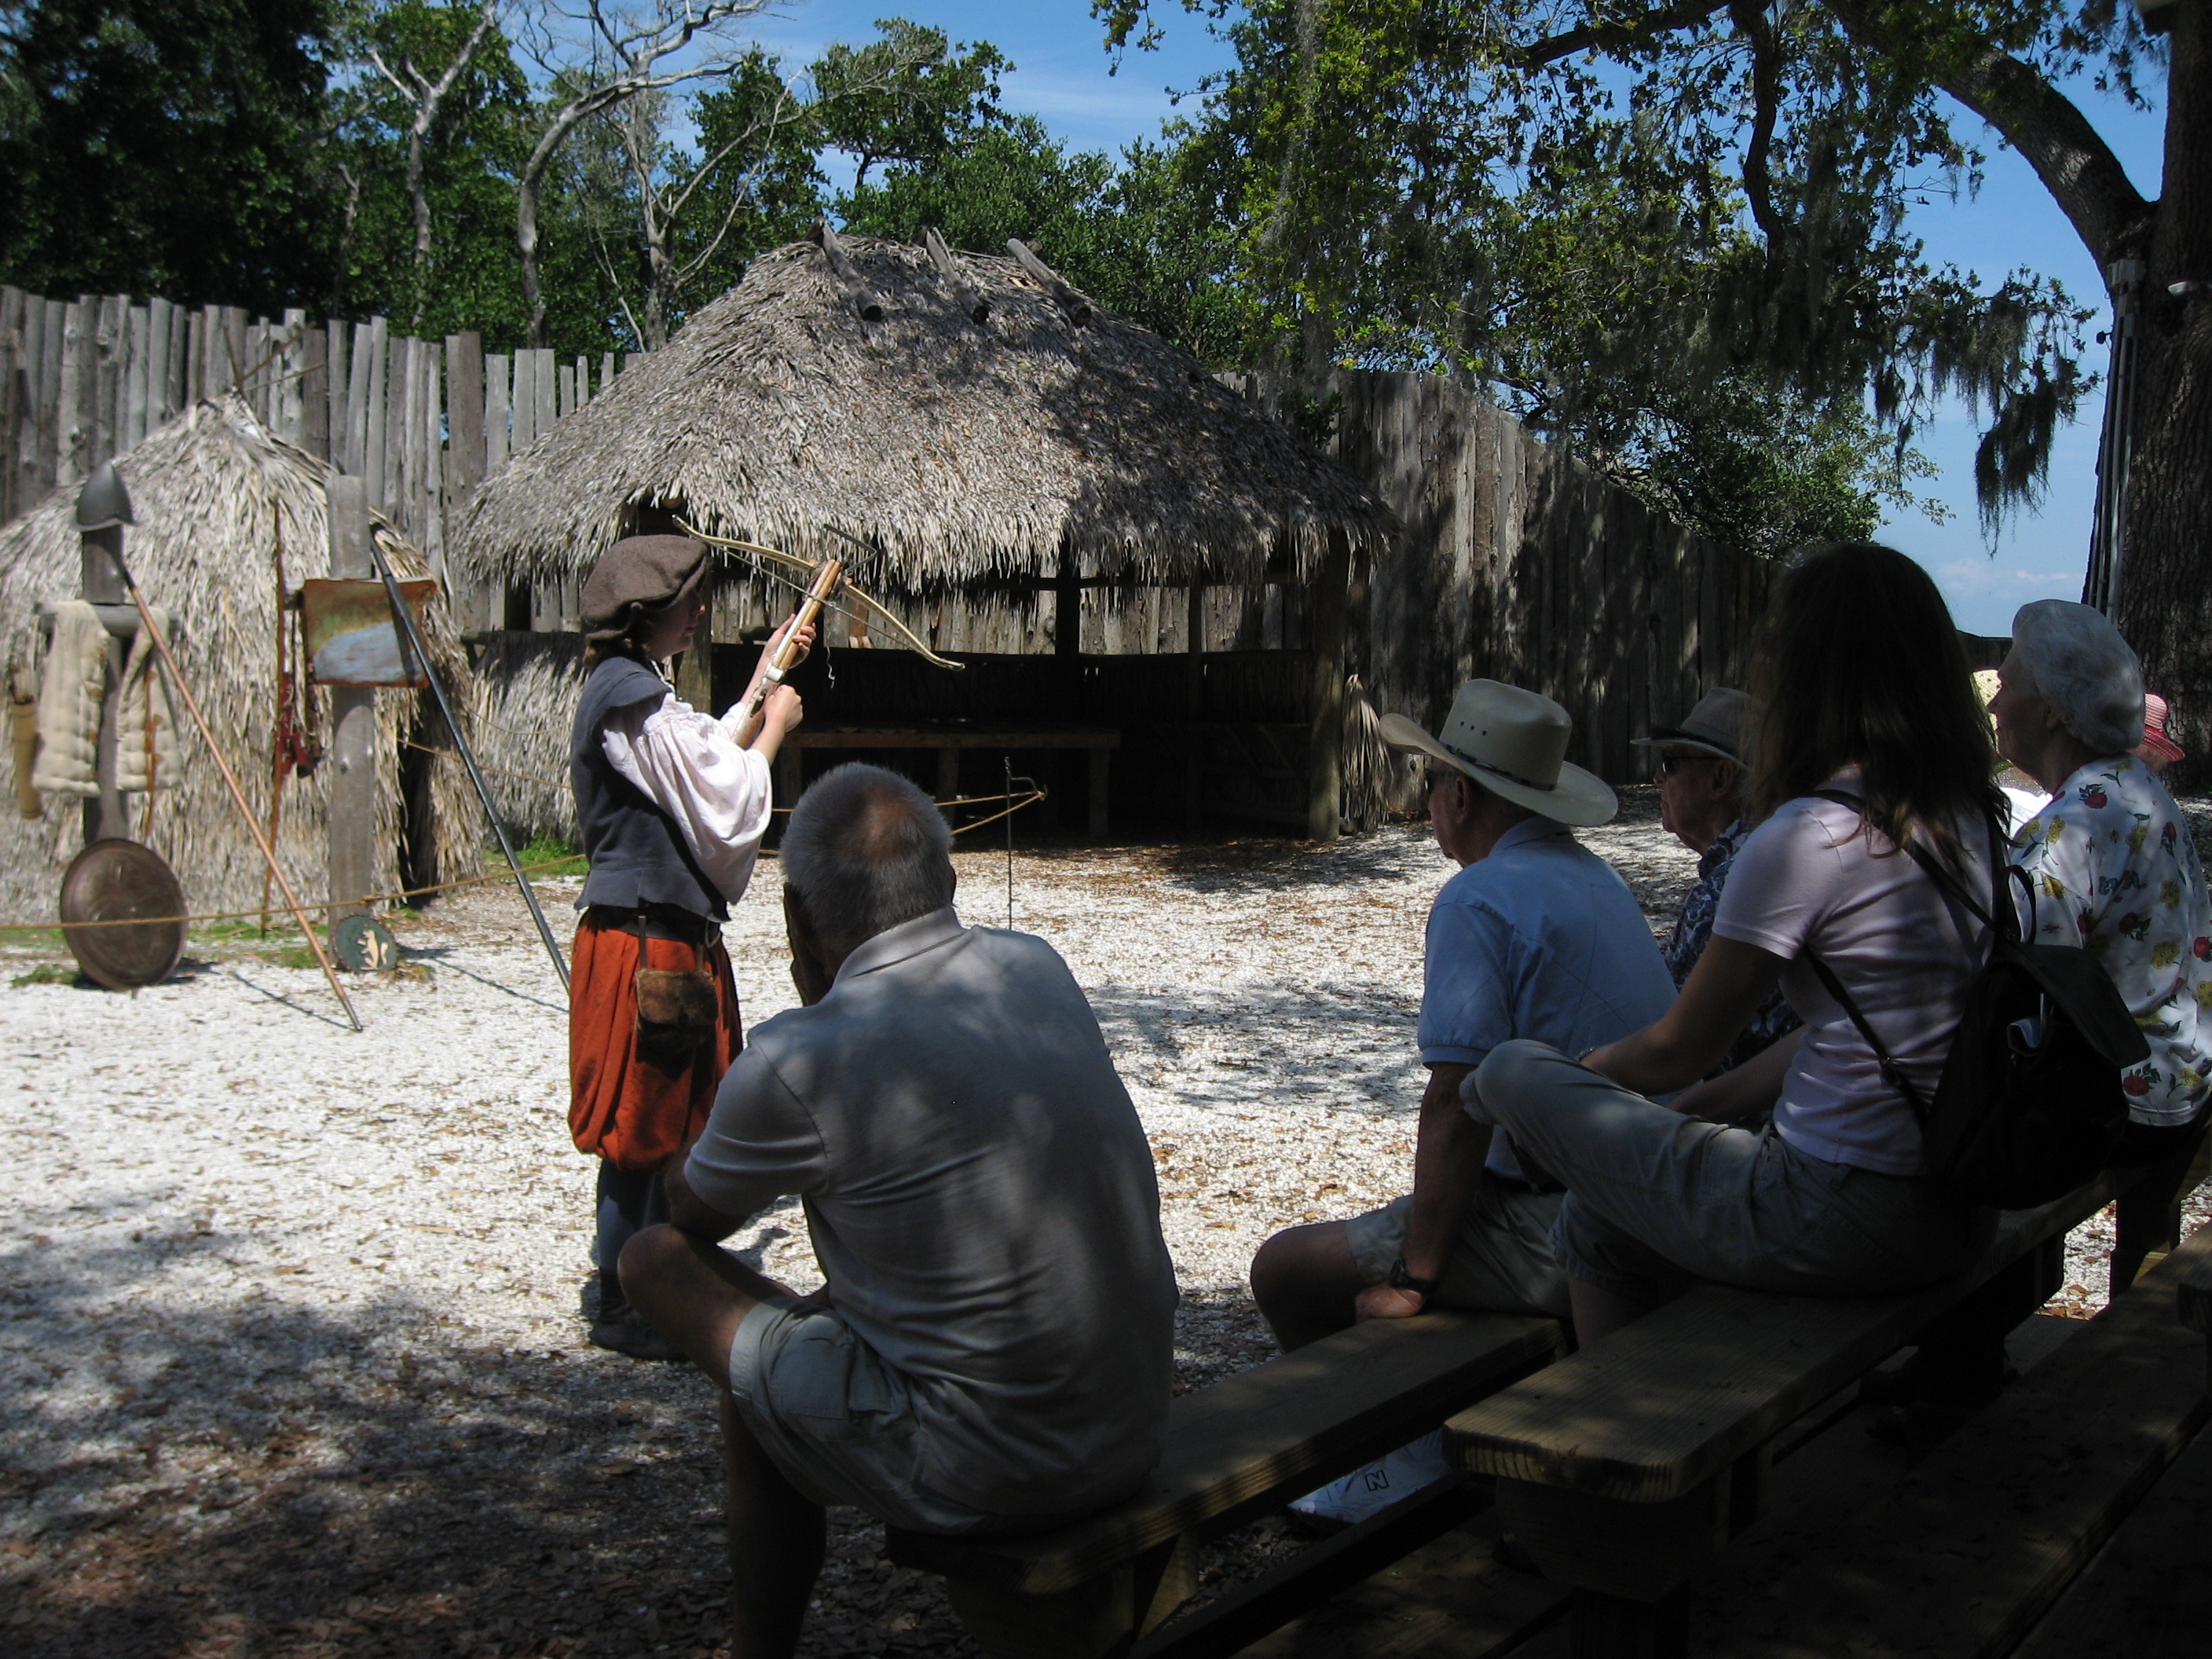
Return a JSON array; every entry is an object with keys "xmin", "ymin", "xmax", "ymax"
[
  {"xmin": 518, "ymin": 166, "xmax": 548, "ymax": 350},
  {"xmin": 2112, "ymin": 1, "xmax": 2212, "ymax": 790},
  {"xmin": 407, "ymin": 123, "xmax": 432, "ymax": 334}
]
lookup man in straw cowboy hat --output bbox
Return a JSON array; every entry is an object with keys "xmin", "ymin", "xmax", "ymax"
[
  {"xmin": 1253, "ymin": 683, "xmax": 1674, "ymax": 1448},
  {"xmin": 1636, "ymin": 688, "xmax": 1800, "ymax": 1079}
]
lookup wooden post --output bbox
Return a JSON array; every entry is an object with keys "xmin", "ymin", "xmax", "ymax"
[
  {"xmin": 446, "ymin": 332, "xmax": 485, "ymax": 628},
  {"xmin": 936, "ymin": 745, "xmax": 961, "ymax": 825},
  {"xmin": 78, "ymin": 518, "xmax": 129, "ymax": 844},
  {"xmin": 364, "ymin": 316, "xmax": 388, "ymax": 507},
  {"xmin": 145, "ymin": 296, "xmax": 172, "ymax": 432},
  {"xmin": 300, "ymin": 326, "xmax": 328, "ymax": 460},
  {"xmin": 1306, "ymin": 531, "xmax": 1350, "ymax": 843},
  {"xmin": 325, "ymin": 476, "xmax": 378, "ymax": 926},
  {"xmin": 1185, "ymin": 580, "xmax": 1204, "ymax": 831},
  {"xmin": 676, "ymin": 559, "xmax": 718, "ymax": 711}
]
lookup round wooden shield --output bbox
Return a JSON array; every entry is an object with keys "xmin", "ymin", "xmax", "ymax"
[
  {"xmin": 331, "ymin": 913, "xmax": 399, "ymax": 972},
  {"xmin": 60, "ymin": 838, "xmax": 186, "ymax": 989}
]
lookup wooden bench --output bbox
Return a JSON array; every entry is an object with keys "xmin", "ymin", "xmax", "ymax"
[
  {"xmin": 1443, "ymin": 1175, "xmax": 2127, "ymax": 1658},
  {"xmin": 775, "ymin": 723, "xmax": 1120, "ymax": 838},
  {"xmin": 885, "ymin": 1309, "xmax": 1565, "ymax": 1658},
  {"xmin": 1681, "ymin": 1220, "xmax": 2212, "ymax": 1657}
]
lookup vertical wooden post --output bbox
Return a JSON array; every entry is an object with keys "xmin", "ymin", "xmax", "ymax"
[
  {"xmin": 1306, "ymin": 531, "xmax": 1350, "ymax": 843},
  {"xmin": 0, "ymin": 287, "xmax": 21, "ymax": 525},
  {"xmin": 364, "ymin": 316, "xmax": 388, "ymax": 507},
  {"xmin": 300, "ymin": 327, "xmax": 329, "ymax": 460},
  {"xmin": 145, "ymin": 297, "xmax": 172, "ymax": 432},
  {"xmin": 676, "ymin": 560, "xmax": 718, "ymax": 711},
  {"xmin": 1185, "ymin": 580, "xmax": 1205, "ymax": 831},
  {"xmin": 346, "ymin": 321, "xmax": 374, "ymax": 476},
  {"xmin": 79, "ymin": 515, "xmax": 129, "ymax": 845},
  {"xmin": 324, "ymin": 319, "xmax": 348, "ymax": 467},
  {"xmin": 123, "ymin": 303, "xmax": 149, "ymax": 450},
  {"xmin": 325, "ymin": 476, "xmax": 378, "ymax": 926},
  {"xmin": 446, "ymin": 332, "xmax": 485, "ymax": 628}
]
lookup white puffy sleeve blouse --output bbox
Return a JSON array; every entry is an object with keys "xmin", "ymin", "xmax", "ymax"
[{"xmin": 598, "ymin": 687, "xmax": 774, "ymax": 906}]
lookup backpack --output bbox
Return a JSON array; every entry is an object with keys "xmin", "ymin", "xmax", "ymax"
[{"xmin": 1802, "ymin": 795, "xmax": 2148, "ymax": 1209}]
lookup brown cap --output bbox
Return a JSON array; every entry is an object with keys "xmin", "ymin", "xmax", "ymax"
[{"xmin": 581, "ymin": 535, "xmax": 709, "ymax": 646}]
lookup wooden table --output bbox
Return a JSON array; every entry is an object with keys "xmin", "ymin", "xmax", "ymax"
[{"xmin": 777, "ymin": 725, "xmax": 1121, "ymax": 840}]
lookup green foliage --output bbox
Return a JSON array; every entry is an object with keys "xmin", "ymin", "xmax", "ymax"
[
  {"xmin": 9, "ymin": 961, "xmax": 76, "ymax": 987},
  {"xmin": 1100, "ymin": 0, "xmax": 2117, "ymax": 555},
  {"xmin": 0, "ymin": 0, "xmax": 339, "ymax": 313},
  {"xmin": 670, "ymin": 51, "xmax": 830, "ymax": 316},
  {"xmin": 812, "ymin": 20, "xmax": 1010, "ymax": 192}
]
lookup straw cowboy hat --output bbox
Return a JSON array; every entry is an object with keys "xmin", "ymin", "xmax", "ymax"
[
  {"xmin": 1379, "ymin": 680, "xmax": 1617, "ymax": 827},
  {"xmin": 1632, "ymin": 687, "xmax": 1751, "ymax": 767}
]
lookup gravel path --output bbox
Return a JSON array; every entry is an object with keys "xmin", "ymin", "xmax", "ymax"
[{"xmin": 1, "ymin": 790, "xmax": 2197, "ymax": 1657}]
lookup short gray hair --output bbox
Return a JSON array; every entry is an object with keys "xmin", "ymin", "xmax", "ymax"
[
  {"xmin": 2012, "ymin": 599, "xmax": 2145, "ymax": 755},
  {"xmin": 781, "ymin": 764, "xmax": 955, "ymax": 953}
]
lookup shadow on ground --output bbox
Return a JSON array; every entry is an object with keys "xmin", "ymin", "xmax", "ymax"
[{"xmin": 3, "ymin": 1233, "xmax": 1284, "ymax": 1659}]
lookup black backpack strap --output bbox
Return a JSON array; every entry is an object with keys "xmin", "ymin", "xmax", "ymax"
[{"xmin": 1799, "ymin": 948, "xmax": 1935, "ymax": 1126}]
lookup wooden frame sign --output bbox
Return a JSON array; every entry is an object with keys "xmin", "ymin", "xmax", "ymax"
[{"xmin": 299, "ymin": 577, "xmax": 439, "ymax": 687}]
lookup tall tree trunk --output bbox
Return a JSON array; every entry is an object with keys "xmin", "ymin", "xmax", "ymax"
[
  {"xmin": 518, "ymin": 164, "xmax": 548, "ymax": 348},
  {"xmin": 2113, "ymin": 1, "xmax": 2212, "ymax": 789},
  {"xmin": 407, "ymin": 123, "xmax": 432, "ymax": 333}
]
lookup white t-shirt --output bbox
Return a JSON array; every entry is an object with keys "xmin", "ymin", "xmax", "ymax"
[{"xmin": 1712, "ymin": 782, "xmax": 1994, "ymax": 1176}]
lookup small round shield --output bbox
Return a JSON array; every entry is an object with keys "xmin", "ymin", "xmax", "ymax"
[
  {"xmin": 60, "ymin": 838, "xmax": 186, "ymax": 989},
  {"xmin": 331, "ymin": 912, "xmax": 399, "ymax": 972}
]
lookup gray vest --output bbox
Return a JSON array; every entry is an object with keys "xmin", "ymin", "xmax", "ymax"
[{"xmin": 569, "ymin": 655, "xmax": 727, "ymax": 920}]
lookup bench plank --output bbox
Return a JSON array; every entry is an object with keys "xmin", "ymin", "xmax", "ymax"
[
  {"xmin": 2009, "ymin": 1423, "xmax": 2212, "ymax": 1658},
  {"xmin": 890, "ymin": 1310, "xmax": 1561, "ymax": 1596},
  {"xmin": 1447, "ymin": 1178, "xmax": 2119, "ymax": 1503},
  {"xmin": 1683, "ymin": 1223, "xmax": 2212, "ymax": 1658}
]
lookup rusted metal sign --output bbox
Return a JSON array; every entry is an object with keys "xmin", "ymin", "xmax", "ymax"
[{"xmin": 299, "ymin": 578, "xmax": 439, "ymax": 687}]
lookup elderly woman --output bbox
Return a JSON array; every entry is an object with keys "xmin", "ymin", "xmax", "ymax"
[
  {"xmin": 1988, "ymin": 601, "xmax": 2212, "ymax": 1164},
  {"xmin": 568, "ymin": 534, "xmax": 812, "ymax": 1358}
]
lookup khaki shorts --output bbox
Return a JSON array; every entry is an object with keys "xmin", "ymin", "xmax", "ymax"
[
  {"xmin": 1342, "ymin": 1173, "xmax": 1572, "ymax": 1320},
  {"xmin": 727, "ymin": 1297, "xmax": 1009, "ymax": 1535}
]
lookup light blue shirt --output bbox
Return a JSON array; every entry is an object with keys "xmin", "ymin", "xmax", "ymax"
[{"xmin": 1418, "ymin": 818, "xmax": 1677, "ymax": 1174}]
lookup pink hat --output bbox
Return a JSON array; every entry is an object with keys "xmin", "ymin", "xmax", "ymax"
[{"xmin": 2137, "ymin": 693, "xmax": 2185, "ymax": 765}]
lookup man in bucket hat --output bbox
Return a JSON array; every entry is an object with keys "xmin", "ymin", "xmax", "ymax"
[
  {"xmin": 1635, "ymin": 688, "xmax": 1800, "ymax": 1078},
  {"xmin": 1251, "ymin": 681, "xmax": 1675, "ymax": 1519}
]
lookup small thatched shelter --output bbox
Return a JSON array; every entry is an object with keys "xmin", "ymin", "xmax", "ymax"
[
  {"xmin": 461, "ymin": 233, "xmax": 1398, "ymax": 841},
  {"xmin": 0, "ymin": 396, "xmax": 481, "ymax": 920}
]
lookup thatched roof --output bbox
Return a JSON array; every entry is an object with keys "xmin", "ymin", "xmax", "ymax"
[
  {"xmin": 459, "ymin": 236, "xmax": 1395, "ymax": 591},
  {"xmin": 0, "ymin": 397, "xmax": 481, "ymax": 918}
]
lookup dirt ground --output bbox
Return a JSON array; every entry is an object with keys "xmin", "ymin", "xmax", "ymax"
[{"xmin": 2, "ymin": 790, "xmax": 2203, "ymax": 1658}]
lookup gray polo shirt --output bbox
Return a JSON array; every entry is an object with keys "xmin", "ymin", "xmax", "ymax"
[{"xmin": 685, "ymin": 906, "xmax": 1177, "ymax": 1515}]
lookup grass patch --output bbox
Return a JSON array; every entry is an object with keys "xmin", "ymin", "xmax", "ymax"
[
  {"xmin": 496, "ymin": 832, "xmax": 587, "ymax": 874},
  {"xmin": 9, "ymin": 962, "xmax": 78, "ymax": 987}
]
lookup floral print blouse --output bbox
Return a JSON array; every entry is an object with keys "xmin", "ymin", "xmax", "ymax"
[{"xmin": 2013, "ymin": 756, "xmax": 2212, "ymax": 1125}]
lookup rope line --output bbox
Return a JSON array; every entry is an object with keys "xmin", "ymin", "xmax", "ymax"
[{"xmin": 0, "ymin": 788, "xmax": 1049, "ymax": 934}]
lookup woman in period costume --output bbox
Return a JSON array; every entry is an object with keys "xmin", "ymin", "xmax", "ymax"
[{"xmin": 568, "ymin": 533, "xmax": 811, "ymax": 1358}]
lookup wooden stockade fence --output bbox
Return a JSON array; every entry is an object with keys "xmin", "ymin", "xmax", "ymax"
[
  {"xmin": 1317, "ymin": 371, "xmax": 1775, "ymax": 792},
  {"xmin": 0, "ymin": 285, "xmax": 641, "ymax": 631}
]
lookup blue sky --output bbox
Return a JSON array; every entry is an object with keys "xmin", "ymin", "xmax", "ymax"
[{"xmin": 738, "ymin": 2, "xmax": 2168, "ymax": 635}]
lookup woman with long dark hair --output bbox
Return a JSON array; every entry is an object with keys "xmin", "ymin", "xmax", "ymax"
[
  {"xmin": 1472, "ymin": 544, "xmax": 2001, "ymax": 1342},
  {"xmin": 567, "ymin": 535, "xmax": 811, "ymax": 1359}
]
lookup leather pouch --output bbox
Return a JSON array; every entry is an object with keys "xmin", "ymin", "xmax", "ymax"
[{"xmin": 632, "ymin": 929, "xmax": 718, "ymax": 1064}]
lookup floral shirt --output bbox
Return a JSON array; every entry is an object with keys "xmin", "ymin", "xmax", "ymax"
[
  {"xmin": 2013, "ymin": 756, "xmax": 2212, "ymax": 1125},
  {"xmin": 1662, "ymin": 816, "xmax": 1803, "ymax": 1075}
]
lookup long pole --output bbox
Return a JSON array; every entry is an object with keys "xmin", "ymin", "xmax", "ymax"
[
  {"xmin": 736, "ymin": 557, "xmax": 842, "ymax": 727},
  {"xmin": 111, "ymin": 555, "xmax": 361, "ymax": 1031},
  {"xmin": 363, "ymin": 528, "xmax": 570, "ymax": 995}
]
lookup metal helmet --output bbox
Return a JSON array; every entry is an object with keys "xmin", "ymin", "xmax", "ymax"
[{"xmin": 74, "ymin": 461, "xmax": 135, "ymax": 533}]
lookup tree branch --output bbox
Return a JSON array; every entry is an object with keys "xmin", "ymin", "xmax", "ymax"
[
  {"xmin": 1728, "ymin": 2, "xmax": 1785, "ymax": 252},
  {"xmin": 1509, "ymin": 0, "xmax": 1732, "ymax": 68},
  {"xmin": 1827, "ymin": 0, "xmax": 2151, "ymax": 273}
]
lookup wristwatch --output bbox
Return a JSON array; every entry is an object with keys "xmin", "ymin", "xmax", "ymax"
[{"xmin": 1388, "ymin": 1255, "xmax": 1439, "ymax": 1296}]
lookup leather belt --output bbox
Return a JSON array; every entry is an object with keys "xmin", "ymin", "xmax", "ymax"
[{"xmin": 589, "ymin": 905, "xmax": 718, "ymax": 946}]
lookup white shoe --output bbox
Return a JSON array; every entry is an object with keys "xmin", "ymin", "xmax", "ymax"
[{"xmin": 1286, "ymin": 1429, "xmax": 1448, "ymax": 1528}]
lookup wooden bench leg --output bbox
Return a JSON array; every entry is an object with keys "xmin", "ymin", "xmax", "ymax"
[
  {"xmin": 936, "ymin": 746, "xmax": 961, "ymax": 826},
  {"xmin": 941, "ymin": 1534, "xmax": 1196, "ymax": 1659},
  {"xmin": 1913, "ymin": 1236, "xmax": 2062, "ymax": 1408},
  {"xmin": 2113, "ymin": 1129, "xmax": 2212, "ymax": 1298},
  {"xmin": 1570, "ymin": 1586, "xmax": 1687, "ymax": 1659}
]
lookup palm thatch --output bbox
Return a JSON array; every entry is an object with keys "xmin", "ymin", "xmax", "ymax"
[
  {"xmin": 0, "ymin": 396, "xmax": 482, "ymax": 921},
  {"xmin": 459, "ymin": 236, "xmax": 1395, "ymax": 591},
  {"xmin": 469, "ymin": 631, "xmax": 584, "ymax": 844}
]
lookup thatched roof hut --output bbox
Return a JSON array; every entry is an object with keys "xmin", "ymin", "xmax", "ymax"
[
  {"xmin": 459, "ymin": 235, "xmax": 1393, "ymax": 589},
  {"xmin": 0, "ymin": 396, "xmax": 481, "ymax": 919}
]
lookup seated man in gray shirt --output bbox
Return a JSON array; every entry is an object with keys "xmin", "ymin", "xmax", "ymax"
[{"xmin": 621, "ymin": 763, "xmax": 1178, "ymax": 1659}]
